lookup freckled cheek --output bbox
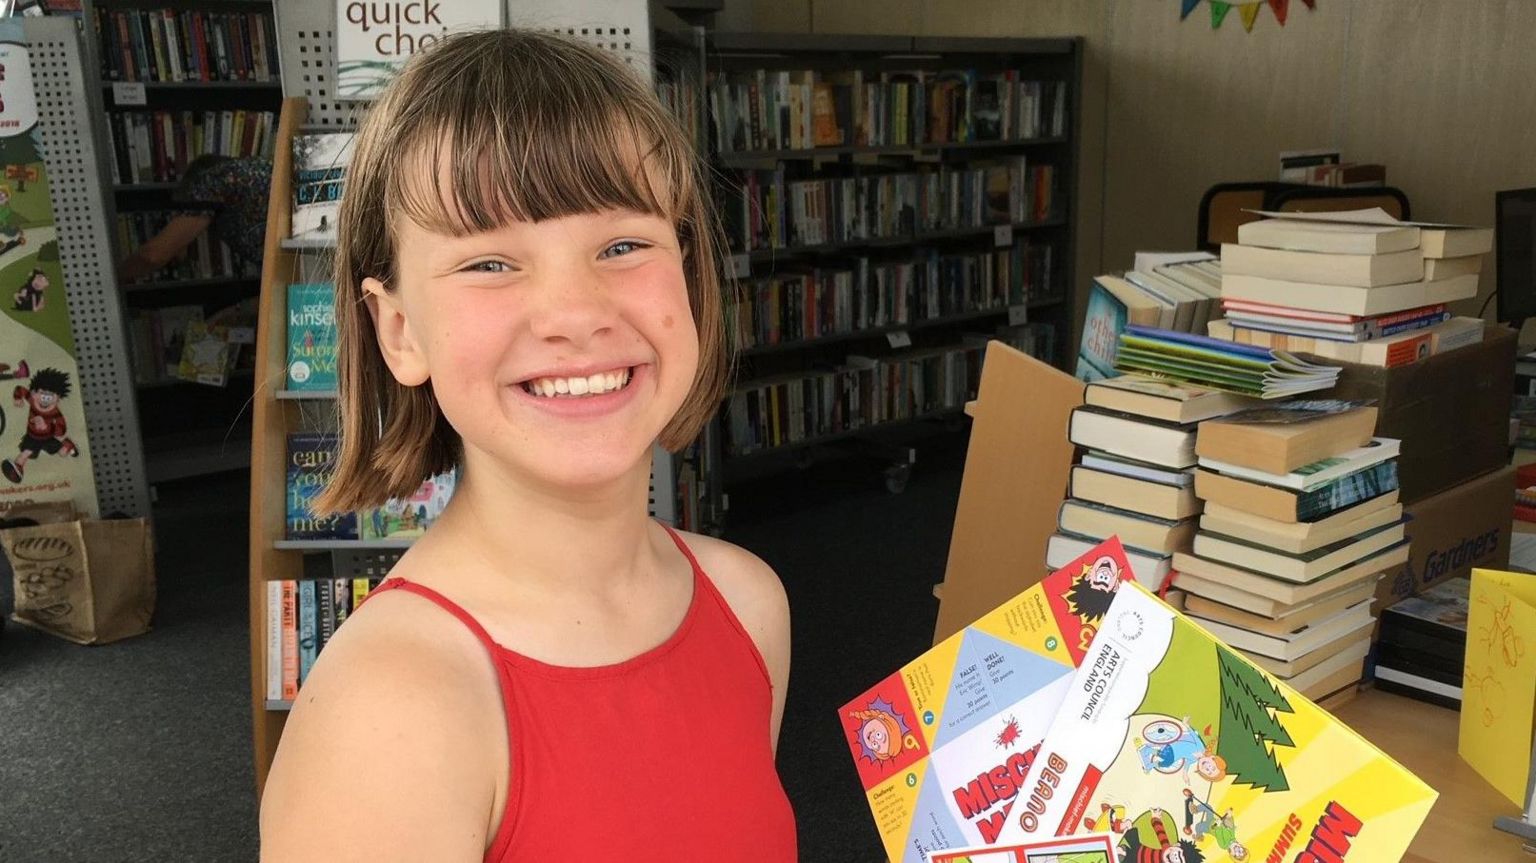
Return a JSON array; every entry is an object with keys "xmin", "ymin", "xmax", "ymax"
[{"xmin": 425, "ymin": 302, "xmax": 522, "ymax": 379}]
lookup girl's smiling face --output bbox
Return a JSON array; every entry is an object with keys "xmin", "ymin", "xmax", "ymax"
[{"xmin": 368, "ymin": 207, "xmax": 698, "ymax": 492}]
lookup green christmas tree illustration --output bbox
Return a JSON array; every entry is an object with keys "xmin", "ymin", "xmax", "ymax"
[{"xmin": 1214, "ymin": 646, "xmax": 1295, "ymax": 792}]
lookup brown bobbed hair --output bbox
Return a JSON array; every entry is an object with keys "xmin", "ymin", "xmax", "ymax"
[{"xmin": 314, "ymin": 29, "xmax": 731, "ymax": 515}]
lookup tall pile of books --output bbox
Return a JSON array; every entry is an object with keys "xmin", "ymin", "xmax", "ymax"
[
  {"xmin": 1047, "ymin": 374, "xmax": 1260, "ymax": 588},
  {"xmin": 1173, "ymin": 402, "xmax": 1407, "ymax": 705},
  {"xmin": 1373, "ymin": 578, "xmax": 1468, "ymax": 708},
  {"xmin": 1075, "ymin": 255, "xmax": 1222, "ymax": 380},
  {"xmin": 1210, "ymin": 210, "xmax": 1491, "ymax": 368}
]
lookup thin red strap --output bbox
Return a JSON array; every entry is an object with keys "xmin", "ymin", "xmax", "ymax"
[
  {"xmin": 362, "ymin": 578, "xmax": 502, "ymax": 653},
  {"xmin": 659, "ymin": 522, "xmax": 704, "ymax": 572}
]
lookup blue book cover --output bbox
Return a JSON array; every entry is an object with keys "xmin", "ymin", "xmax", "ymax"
[
  {"xmin": 286, "ymin": 283, "xmax": 337, "ymax": 391},
  {"xmin": 285, "ymin": 433, "xmax": 358, "ymax": 539},
  {"xmin": 1075, "ymin": 279, "xmax": 1126, "ymax": 381},
  {"xmin": 298, "ymin": 579, "xmax": 317, "ymax": 685}
]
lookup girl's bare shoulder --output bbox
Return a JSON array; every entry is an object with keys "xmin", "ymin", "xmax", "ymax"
[{"xmin": 259, "ymin": 583, "xmax": 505, "ymax": 861}]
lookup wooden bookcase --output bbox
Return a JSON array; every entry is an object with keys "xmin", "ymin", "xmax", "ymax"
[
  {"xmin": 246, "ymin": 95, "xmax": 309, "ymax": 792},
  {"xmin": 692, "ymin": 34, "xmax": 1083, "ymax": 529}
]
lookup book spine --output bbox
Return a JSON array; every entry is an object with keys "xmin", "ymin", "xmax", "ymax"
[
  {"xmin": 353, "ymin": 577, "xmax": 371, "ymax": 610},
  {"xmin": 281, "ymin": 581, "xmax": 299, "ymax": 700},
  {"xmin": 266, "ymin": 580, "xmax": 283, "ymax": 701},
  {"xmin": 1296, "ymin": 461, "xmax": 1399, "ymax": 521},
  {"xmin": 298, "ymin": 580, "xmax": 317, "ymax": 685},
  {"xmin": 317, "ymin": 578, "xmax": 335, "ymax": 650},
  {"xmin": 333, "ymin": 578, "xmax": 350, "ymax": 627},
  {"xmin": 1371, "ymin": 310, "xmax": 1451, "ymax": 340}
]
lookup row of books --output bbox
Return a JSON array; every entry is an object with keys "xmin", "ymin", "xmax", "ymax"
[
  {"xmin": 1214, "ymin": 211, "xmax": 1493, "ymax": 358},
  {"xmin": 723, "ymin": 159, "xmax": 1055, "ymax": 251},
  {"xmin": 725, "ymin": 242, "xmax": 1058, "ymax": 350},
  {"xmin": 1086, "ymin": 257, "xmax": 1222, "ymax": 336},
  {"xmin": 286, "ymin": 432, "xmax": 457, "ymax": 542},
  {"xmin": 708, "ymin": 69, "xmax": 1067, "ymax": 153},
  {"xmin": 264, "ymin": 578, "xmax": 385, "ymax": 700},
  {"xmin": 125, "ymin": 301, "xmax": 255, "ymax": 387},
  {"xmin": 117, "ymin": 211, "xmax": 257, "ymax": 282},
  {"xmin": 94, "ymin": 8, "xmax": 280, "ymax": 83},
  {"xmin": 105, "ymin": 110, "xmax": 276, "ymax": 185},
  {"xmin": 724, "ymin": 345, "xmax": 982, "ymax": 455}
]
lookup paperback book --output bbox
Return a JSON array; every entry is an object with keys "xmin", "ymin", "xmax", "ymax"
[
  {"xmin": 993, "ymin": 582, "xmax": 1437, "ymax": 861},
  {"xmin": 359, "ymin": 469, "xmax": 457, "ymax": 540},
  {"xmin": 291, "ymin": 132, "xmax": 355, "ymax": 238},
  {"xmin": 285, "ymin": 433, "xmax": 358, "ymax": 540},
  {"xmin": 840, "ymin": 539, "xmax": 1134, "ymax": 862},
  {"xmin": 286, "ymin": 283, "xmax": 336, "ymax": 391}
]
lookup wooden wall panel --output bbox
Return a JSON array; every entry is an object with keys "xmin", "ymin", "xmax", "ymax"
[
  {"xmin": 1341, "ymin": 0, "xmax": 1536, "ymax": 321},
  {"xmin": 1099, "ymin": 0, "xmax": 1350, "ymax": 271}
]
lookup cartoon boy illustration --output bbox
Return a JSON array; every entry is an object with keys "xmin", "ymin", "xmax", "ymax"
[
  {"xmin": 1135, "ymin": 718, "xmax": 1218, "ymax": 784},
  {"xmin": 3, "ymin": 367, "xmax": 78, "ymax": 483},
  {"xmin": 12, "ymin": 268, "xmax": 47, "ymax": 312},
  {"xmin": 1119, "ymin": 808, "xmax": 1205, "ymax": 863},
  {"xmin": 1084, "ymin": 801, "xmax": 1132, "ymax": 834},
  {"xmin": 0, "ymin": 183, "xmax": 24, "ymax": 255},
  {"xmin": 849, "ymin": 706, "xmax": 905, "ymax": 763},
  {"xmin": 1066, "ymin": 554, "xmax": 1121, "ymax": 622}
]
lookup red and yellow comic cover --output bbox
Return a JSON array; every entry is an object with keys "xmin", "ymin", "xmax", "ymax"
[{"xmin": 839, "ymin": 538, "xmax": 1134, "ymax": 863}]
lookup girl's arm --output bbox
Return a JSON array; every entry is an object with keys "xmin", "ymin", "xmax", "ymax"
[{"xmin": 258, "ymin": 607, "xmax": 504, "ymax": 861}]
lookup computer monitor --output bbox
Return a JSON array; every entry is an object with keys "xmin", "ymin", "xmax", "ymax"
[{"xmin": 1496, "ymin": 187, "xmax": 1536, "ymax": 333}]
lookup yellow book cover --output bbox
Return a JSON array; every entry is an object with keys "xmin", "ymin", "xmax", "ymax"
[
  {"xmin": 1459, "ymin": 568, "xmax": 1536, "ymax": 807},
  {"xmin": 996, "ymin": 582, "xmax": 1437, "ymax": 862},
  {"xmin": 839, "ymin": 538, "xmax": 1134, "ymax": 862}
]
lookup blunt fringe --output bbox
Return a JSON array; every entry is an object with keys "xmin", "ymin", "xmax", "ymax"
[{"xmin": 315, "ymin": 29, "xmax": 730, "ymax": 515}]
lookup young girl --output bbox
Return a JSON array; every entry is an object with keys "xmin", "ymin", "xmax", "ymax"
[{"xmin": 259, "ymin": 31, "xmax": 796, "ymax": 860}]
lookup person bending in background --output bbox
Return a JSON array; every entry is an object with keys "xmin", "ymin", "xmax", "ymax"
[{"xmin": 115, "ymin": 155, "xmax": 271, "ymax": 283}]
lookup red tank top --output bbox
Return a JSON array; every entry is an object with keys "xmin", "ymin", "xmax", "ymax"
[{"xmin": 364, "ymin": 525, "xmax": 797, "ymax": 861}]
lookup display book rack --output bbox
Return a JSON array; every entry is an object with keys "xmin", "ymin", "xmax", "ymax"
[
  {"xmin": 246, "ymin": 3, "xmax": 707, "ymax": 792},
  {"xmin": 687, "ymin": 33, "xmax": 1081, "ymax": 529},
  {"xmin": 75, "ymin": 0, "xmax": 283, "ymax": 484}
]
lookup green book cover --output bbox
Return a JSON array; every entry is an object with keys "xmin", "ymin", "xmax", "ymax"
[{"xmin": 286, "ymin": 283, "xmax": 336, "ymax": 391}]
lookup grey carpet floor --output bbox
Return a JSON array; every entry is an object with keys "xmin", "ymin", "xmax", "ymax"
[{"xmin": 0, "ymin": 436, "xmax": 966, "ymax": 862}]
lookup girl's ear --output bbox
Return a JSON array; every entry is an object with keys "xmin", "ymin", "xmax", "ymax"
[{"xmin": 362, "ymin": 276, "xmax": 431, "ymax": 387}]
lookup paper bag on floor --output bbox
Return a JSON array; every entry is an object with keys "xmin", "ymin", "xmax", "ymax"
[{"xmin": 1, "ymin": 518, "xmax": 156, "ymax": 644}]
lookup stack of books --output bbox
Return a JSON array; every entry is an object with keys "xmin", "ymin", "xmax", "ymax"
[
  {"xmin": 1075, "ymin": 255, "xmax": 1223, "ymax": 380},
  {"xmin": 1047, "ymin": 374, "xmax": 1261, "ymax": 588},
  {"xmin": 1374, "ymin": 578, "xmax": 1468, "ymax": 709},
  {"xmin": 1172, "ymin": 402, "xmax": 1408, "ymax": 704},
  {"xmin": 1210, "ymin": 210, "xmax": 1491, "ymax": 368}
]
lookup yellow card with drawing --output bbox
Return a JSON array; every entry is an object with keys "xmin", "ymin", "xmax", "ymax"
[{"xmin": 1458, "ymin": 568, "xmax": 1536, "ymax": 807}]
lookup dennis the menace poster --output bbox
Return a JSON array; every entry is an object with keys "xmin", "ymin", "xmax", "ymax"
[
  {"xmin": 839, "ymin": 538, "xmax": 1134, "ymax": 863},
  {"xmin": 995, "ymin": 582, "xmax": 1437, "ymax": 863}
]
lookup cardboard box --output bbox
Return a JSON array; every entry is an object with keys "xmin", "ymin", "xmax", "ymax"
[
  {"xmin": 1328, "ymin": 325, "xmax": 1516, "ymax": 504},
  {"xmin": 1372, "ymin": 465, "xmax": 1515, "ymax": 619},
  {"xmin": 932, "ymin": 342, "xmax": 1083, "ymax": 643}
]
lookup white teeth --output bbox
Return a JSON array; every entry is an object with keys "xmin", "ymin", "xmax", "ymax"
[{"xmin": 524, "ymin": 367, "xmax": 632, "ymax": 398}]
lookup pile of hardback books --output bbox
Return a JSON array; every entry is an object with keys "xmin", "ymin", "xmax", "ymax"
[
  {"xmin": 1173, "ymin": 401, "xmax": 1408, "ymax": 704},
  {"xmin": 1048, "ymin": 374, "xmax": 1262, "ymax": 587},
  {"xmin": 1210, "ymin": 209, "xmax": 1489, "ymax": 367},
  {"xmin": 1374, "ymin": 577, "xmax": 1469, "ymax": 708}
]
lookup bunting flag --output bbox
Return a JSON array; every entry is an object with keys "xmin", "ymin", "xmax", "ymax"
[
  {"xmin": 1240, "ymin": 2, "xmax": 1261, "ymax": 30},
  {"xmin": 1210, "ymin": 1, "xmax": 1232, "ymax": 28},
  {"xmin": 1183, "ymin": 0, "xmax": 1311, "ymax": 30}
]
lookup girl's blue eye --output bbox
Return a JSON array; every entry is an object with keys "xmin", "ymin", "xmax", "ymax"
[
  {"xmin": 465, "ymin": 260, "xmax": 510, "ymax": 273},
  {"xmin": 601, "ymin": 240, "xmax": 649, "ymax": 259}
]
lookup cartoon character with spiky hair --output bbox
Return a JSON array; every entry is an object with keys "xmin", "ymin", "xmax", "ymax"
[
  {"xmin": 3, "ymin": 367, "xmax": 78, "ymax": 483},
  {"xmin": 1065, "ymin": 553, "xmax": 1120, "ymax": 623}
]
